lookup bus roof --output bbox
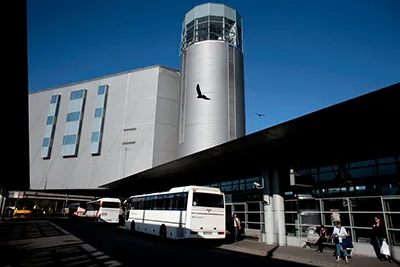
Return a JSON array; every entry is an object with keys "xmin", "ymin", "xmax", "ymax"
[
  {"xmin": 127, "ymin": 185, "xmax": 222, "ymax": 199},
  {"xmin": 87, "ymin": 197, "xmax": 121, "ymax": 204},
  {"xmin": 169, "ymin": 185, "xmax": 221, "ymax": 193}
]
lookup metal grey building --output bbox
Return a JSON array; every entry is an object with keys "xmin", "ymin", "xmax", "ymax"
[
  {"xmin": 29, "ymin": 66, "xmax": 181, "ymax": 190},
  {"xmin": 178, "ymin": 3, "xmax": 245, "ymax": 158}
]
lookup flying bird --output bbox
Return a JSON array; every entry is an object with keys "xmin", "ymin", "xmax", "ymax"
[
  {"xmin": 256, "ymin": 112, "xmax": 265, "ymax": 117},
  {"xmin": 196, "ymin": 84, "xmax": 210, "ymax": 100}
]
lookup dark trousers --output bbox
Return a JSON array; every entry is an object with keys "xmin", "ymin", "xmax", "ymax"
[
  {"xmin": 233, "ymin": 226, "xmax": 240, "ymax": 242},
  {"xmin": 316, "ymin": 237, "xmax": 327, "ymax": 252}
]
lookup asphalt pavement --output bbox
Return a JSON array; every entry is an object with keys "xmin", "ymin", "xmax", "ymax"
[{"xmin": 0, "ymin": 218, "xmax": 396, "ymax": 267}]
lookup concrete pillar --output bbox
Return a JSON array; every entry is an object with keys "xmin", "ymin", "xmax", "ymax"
[
  {"xmin": 272, "ymin": 168, "xmax": 287, "ymax": 246},
  {"xmin": 262, "ymin": 166, "xmax": 275, "ymax": 245}
]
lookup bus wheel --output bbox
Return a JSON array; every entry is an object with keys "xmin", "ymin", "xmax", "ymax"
[
  {"xmin": 159, "ymin": 225, "xmax": 167, "ymax": 240},
  {"xmin": 130, "ymin": 221, "xmax": 136, "ymax": 232}
]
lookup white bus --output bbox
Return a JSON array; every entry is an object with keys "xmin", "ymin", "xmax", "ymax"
[
  {"xmin": 124, "ymin": 186, "xmax": 225, "ymax": 240},
  {"xmin": 82, "ymin": 197, "xmax": 121, "ymax": 224}
]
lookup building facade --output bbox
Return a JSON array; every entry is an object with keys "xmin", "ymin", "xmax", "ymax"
[
  {"xmin": 29, "ymin": 65, "xmax": 181, "ymax": 189},
  {"xmin": 178, "ymin": 3, "xmax": 246, "ymax": 158},
  {"xmin": 202, "ymin": 155, "xmax": 400, "ymax": 257},
  {"xmin": 28, "ymin": 3, "xmax": 247, "ymax": 191}
]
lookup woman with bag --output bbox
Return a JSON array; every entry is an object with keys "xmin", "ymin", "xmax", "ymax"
[
  {"xmin": 372, "ymin": 216, "xmax": 393, "ymax": 263},
  {"xmin": 332, "ymin": 221, "xmax": 350, "ymax": 263}
]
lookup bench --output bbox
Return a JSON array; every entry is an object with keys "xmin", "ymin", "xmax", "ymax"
[{"xmin": 306, "ymin": 237, "xmax": 353, "ymax": 256}]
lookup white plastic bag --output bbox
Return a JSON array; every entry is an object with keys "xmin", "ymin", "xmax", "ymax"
[{"xmin": 380, "ymin": 240, "xmax": 391, "ymax": 256}]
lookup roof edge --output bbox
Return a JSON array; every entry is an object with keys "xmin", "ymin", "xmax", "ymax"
[{"xmin": 29, "ymin": 64, "xmax": 180, "ymax": 95}]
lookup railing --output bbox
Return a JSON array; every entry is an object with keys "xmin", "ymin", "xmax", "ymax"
[{"xmin": 284, "ymin": 196, "xmax": 400, "ymax": 247}]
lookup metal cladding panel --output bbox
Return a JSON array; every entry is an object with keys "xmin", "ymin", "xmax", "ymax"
[
  {"xmin": 92, "ymin": 117, "xmax": 102, "ymax": 131},
  {"xmin": 234, "ymin": 48, "xmax": 246, "ymax": 138},
  {"xmin": 64, "ymin": 121, "xmax": 80, "ymax": 135},
  {"xmin": 178, "ymin": 41, "xmax": 245, "ymax": 158},
  {"xmin": 44, "ymin": 124, "xmax": 53, "ymax": 137}
]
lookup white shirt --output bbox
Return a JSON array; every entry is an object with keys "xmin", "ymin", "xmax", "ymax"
[
  {"xmin": 233, "ymin": 217, "xmax": 240, "ymax": 227},
  {"xmin": 332, "ymin": 226, "xmax": 348, "ymax": 243}
]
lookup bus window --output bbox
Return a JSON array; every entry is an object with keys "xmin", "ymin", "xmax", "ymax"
[
  {"xmin": 130, "ymin": 198, "xmax": 138, "ymax": 210},
  {"xmin": 154, "ymin": 195, "xmax": 164, "ymax": 210},
  {"xmin": 177, "ymin": 193, "xmax": 188, "ymax": 210},
  {"xmin": 101, "ymin": 202, "xmax": 120, "ymax": 209},
  {"xmin": 145, "ymin": 196, "xmax": 154, "ymax": 210},
  {"xmin": 192, "ymin": 192, "xmax": 224, "ymax": 208},
  {"xmin": 167, "ymin": 194, "xmax": 175, "ymax": 210},
  {"xmin": 138, "ymin": 197, "xmax": 145, "ymax": 210}
]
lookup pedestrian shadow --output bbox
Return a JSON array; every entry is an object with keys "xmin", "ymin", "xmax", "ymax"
[{"xmin": 266, "ymin": 245, "xmax": 279, "ymax": 257}]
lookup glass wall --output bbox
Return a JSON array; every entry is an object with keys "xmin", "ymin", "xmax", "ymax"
[
  {"xmin": 284, "ymin": 155, "xmax": 400, "ymax": 247},
  {"xmin": 181, "ymin": 15, "xmax": 243, "ymax": 52},
  {"xmin": 204, "ymin": 177, "xmax": 264, "ymax": 232},
  {"xmin": 285, "ymin": 196, "xmax": 400, "ymax": 247}
]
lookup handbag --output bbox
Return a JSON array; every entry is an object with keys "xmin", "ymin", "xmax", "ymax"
[
  {"xmin": 342, "ymin": 236, "xmax": 354, "ymax": 249},
  {"xmin": 380, "ymin": 240, "xmax": 391, "ymax": 256},
  {"xmin": 332, "ymin": 235, "xmax": 339, "ymax": 244}
]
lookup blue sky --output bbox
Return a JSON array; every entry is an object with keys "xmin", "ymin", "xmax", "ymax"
[{"xmin": 27, "ymin": 0, "xmax": 400, "ymax": 134}]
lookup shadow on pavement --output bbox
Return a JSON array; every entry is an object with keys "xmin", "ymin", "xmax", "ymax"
[
  {"xmin": 49, "ymin": 218, "xmax": 327, "ymax": 267},
  {"xmin": 0, "ymin": 218, "xmax": 357, "ymax": 267}
]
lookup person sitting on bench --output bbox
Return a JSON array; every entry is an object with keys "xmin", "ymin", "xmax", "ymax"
[{"xmin": 315, "ymin": 224, "xmax": 328, "ymax": 252}]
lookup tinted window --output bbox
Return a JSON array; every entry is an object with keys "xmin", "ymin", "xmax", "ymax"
[
  {"xmin": 98, "ymin": 85, "xmax": 106, "ymax": 95},
  {"xmin": 102, "ymin": 202, "xmax": 120, "ymax": 209},
  {"xmin": 192, "ymin": 192, "xmax": 224, "ymax": 208},
  {"xmin": 50, "ymin": 95, "xmax": 58, "ymax": 104},
  {"xmin": 138, "ymin": 197, "xmax": 145, "ymax": 209}
]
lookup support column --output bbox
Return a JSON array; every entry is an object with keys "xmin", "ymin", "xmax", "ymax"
[
  {"xmin": 272, "ymin": 168, "xmax": 287, "ymax": 246},
  {"xmin": 0, "ymin": 187, "xmax": 7, "ymax": 219},
  {"xmin": 262, "ymin": 166, "xmax": 274, "ymax": 244}
]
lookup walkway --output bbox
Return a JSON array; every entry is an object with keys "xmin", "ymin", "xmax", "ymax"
[{"xmin": 220, "ymin": 239, "xmax": 395, "ymax": 267}]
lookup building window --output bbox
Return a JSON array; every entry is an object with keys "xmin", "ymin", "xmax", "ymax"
[
  {"xmin": 70, "ymin": 89, "xmax": 84, "ymax": 100},
  {"xmin": 66, "ymin": 111, "xmax": 81, "ymax": 122},
  {"xmin": 42, "ymin": 137, "xmax": 50, "ymax": 147},
  {"xmin": 62, "ymin": 134, "xmax": 77, "ymax": 145},
  {"xmin": 91, "ymin": 132, "xmax": 100, "ymax": 142},
  {"xmin": 50, "ymin": 95, "xmax": 58, "ymax": 104},
  {"xmin": 94, "ymin": 108, "xmax": 103, "ymax": 118},
  {"xmin": 46, "ymin": 115, "xmax": 54, "ymax": 125},
  {"xmin": 98, "ymin": 85, "xmax": 106, "ymax": 95}
]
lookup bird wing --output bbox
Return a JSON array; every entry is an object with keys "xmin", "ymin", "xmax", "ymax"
[{"xmin": 196, "ymin": 84, "xmax": 202, "ymax": 96}]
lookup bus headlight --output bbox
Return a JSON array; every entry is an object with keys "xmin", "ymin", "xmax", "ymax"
[{"xmin": 102, "ymin": 212, "xmax": 107, "ymax": 216}]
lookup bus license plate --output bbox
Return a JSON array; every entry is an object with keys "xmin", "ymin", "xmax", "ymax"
[{"xmin": 204, "ymin": 232, "xmax": 212, "ymax": 235}]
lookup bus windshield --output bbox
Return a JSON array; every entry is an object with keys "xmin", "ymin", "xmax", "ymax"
[
  {"xmin": 102, "ymin": 202, "xmax": 120, "ymax": 209},
  {"xmin": 192, "ymin": 192, "xmax": 224, "ymax": 208}
]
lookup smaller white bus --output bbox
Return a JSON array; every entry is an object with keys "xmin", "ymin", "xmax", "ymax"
[
  {"xmin": 82, "ymin": 197, "xmax": 121, "ymax": 224},
  {"xmin": 124, "ymin": 185, "xmax": 225, "ymax": 240}
]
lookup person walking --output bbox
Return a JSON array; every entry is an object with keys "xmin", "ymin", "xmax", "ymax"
[
  {"xmin": 372, "ymin": 216, "xmax": 393, "ymax": 263},
  {"xmin": 332, "ymin": 221, "xmax": 349, "ymax": 263}
]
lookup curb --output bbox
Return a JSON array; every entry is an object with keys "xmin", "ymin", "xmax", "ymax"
[{"xmin": 220, "ymin": 244, "xmax": 341, "ymax": 267}]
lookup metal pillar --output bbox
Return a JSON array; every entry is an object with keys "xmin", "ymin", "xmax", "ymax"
[
  {"xmin": 262, "ymin": 166, "xmax": 275, "ymax": 244},
  {"xmin": 272, "ymin": 168, "xmax": 287, "ymax": 246}
]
